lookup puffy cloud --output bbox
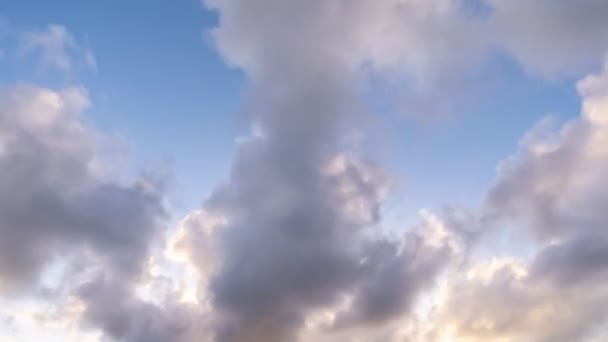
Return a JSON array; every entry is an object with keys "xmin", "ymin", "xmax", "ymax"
[
  {"xmin": 0, "ymin": 83, "xmax": 181, "ymax": 341},
  {"xmin": 172, "ymin": 1, "xmax": 608, "ymax": 341},
  {"xmin": 430, "ymin": 61, "xmax": 608, "ymax": 342},
  {"xmin": 99, "ymin": 1, "xmax": 608, "ymax": 339},
  {"xmin": 433, "ymin": 235, "xmax": 608, "ymax": 341},
  {"xmin": 208, "ymin": 0, "xmax": 488, "ymax": 117},
  {"xmin": 172, "ymin": 196, "xmax": 470, "ymax": 341},
  {"xmin": 206, "ymin": 0, "xmax": 608, "ymax": 116},
  {"xmin": 485, "ymin": 60, "xmax": 608, "ymax": 241},
  {"xmin": 434, "ymin": 255, "xmax": 608, "ymax": 342},
  {"xmin": 0, "ymin": 84, "xmax": 164, "ymax": 290},
  {"xmin": 204, "ymin": 155, "xmax": 394, "ymax": 341},
  {"xmin": 78, "ymin": 275, "xmax": 190, "ymax": 342},
  {"xmin": 171, "ymin": 2, "xmax": 491, "ymax": 340},
  {"xmin": 327, "ymin": 208, "xmax": 474, "ymax": 332}
]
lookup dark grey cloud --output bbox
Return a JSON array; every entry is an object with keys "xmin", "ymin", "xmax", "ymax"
[
  {"xmin": 530, "ymin": 234, "xmax": 608, "ymax": 287},
  {"xmin": 205, "ymin": 150, "xmax": 392, "ymax": 341},
  {"xmin": 168, "ymin": 1, "xmax": 485, "ymax": 340},
  {"xmin": 331, "ymin": 233, "xmax": 453, "ymax": 331},
  {"xmin": 0, "ymin": 84, "xmax": 179, "ymax": 340},
  {"xmin": 78, "ymin": 275, "xmax": 190, "ymax": 342},
  {"xmin": 203, "ymin": 1, "xmax": 390, "ymax": 339}
]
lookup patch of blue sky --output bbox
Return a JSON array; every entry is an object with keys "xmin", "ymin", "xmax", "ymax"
[{"xmin": 1, "ymin": 0, "xmax": 245, "ymax": 219}]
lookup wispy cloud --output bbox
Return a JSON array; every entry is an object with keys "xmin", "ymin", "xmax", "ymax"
[{"xmin": 19, "ymin": 24, "xmax": 97, "ymax": 72}]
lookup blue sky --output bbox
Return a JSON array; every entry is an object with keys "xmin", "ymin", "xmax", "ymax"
[{"xmin": 2, "ymin": 1, "xmax": 608, "ymax": 341}]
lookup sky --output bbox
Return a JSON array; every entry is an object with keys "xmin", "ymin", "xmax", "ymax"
[{"xmin": 0, "ymin": 0, "xmax": 607, "ymax": 341}]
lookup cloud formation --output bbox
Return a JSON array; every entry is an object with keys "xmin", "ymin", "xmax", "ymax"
[
  {"xmin": 2, "ymin": 1, "xmax": 608, "ymax": 341},
  {"xmin": 0, "ymin": 83, "xmax": 178, "ymax": 340},
  {"xmin": 167, "ymin": 1, "xmax": 485, "ymax": 340},
  {"xmin": 169, "ymin": 1, "xmax": 608, "ymax": 341},
  {"xmin": 431, "ymin": 61, "xmax": 608, "ymax": 342}
]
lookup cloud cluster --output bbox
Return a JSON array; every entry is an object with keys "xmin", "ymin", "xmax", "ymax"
[
  {"xmin": 2, "ymin": 0, "xmax": 608, "ymax": 341},
  {"xmin": 0, "ymin": 83, "xmax": 179, "ymax": 340},
  {"xmin": 429, "ymin": 61, "xmax": 608, "ymax": 342},
  {"xmin": 168, "ymin": 1, "xmax": 608, "ymax": 341},
  {"xmin": 166, "ymin": 1, "xmax": 485, "ymax": 340}
]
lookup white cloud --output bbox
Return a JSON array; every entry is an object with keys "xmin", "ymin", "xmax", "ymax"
[
  {"xmin": 485, "ymin": 60, "xmax": 608, "ymax": 241},
  {"xmin": 424, "ymin": 61, "xmax": 608, "ymax": 342},
  {"xmin": 433, "ymin": 255, "xmax": 608, "ymax": 342}
]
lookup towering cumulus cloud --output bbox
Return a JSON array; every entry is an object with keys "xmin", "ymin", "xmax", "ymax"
[
  {"xmin": 172, "ymin": 0, "xmax": 608, "ymax": 341},
  {"xmin": 169, "ymin": 0, "xmax": 476, "ymax": 341}
]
